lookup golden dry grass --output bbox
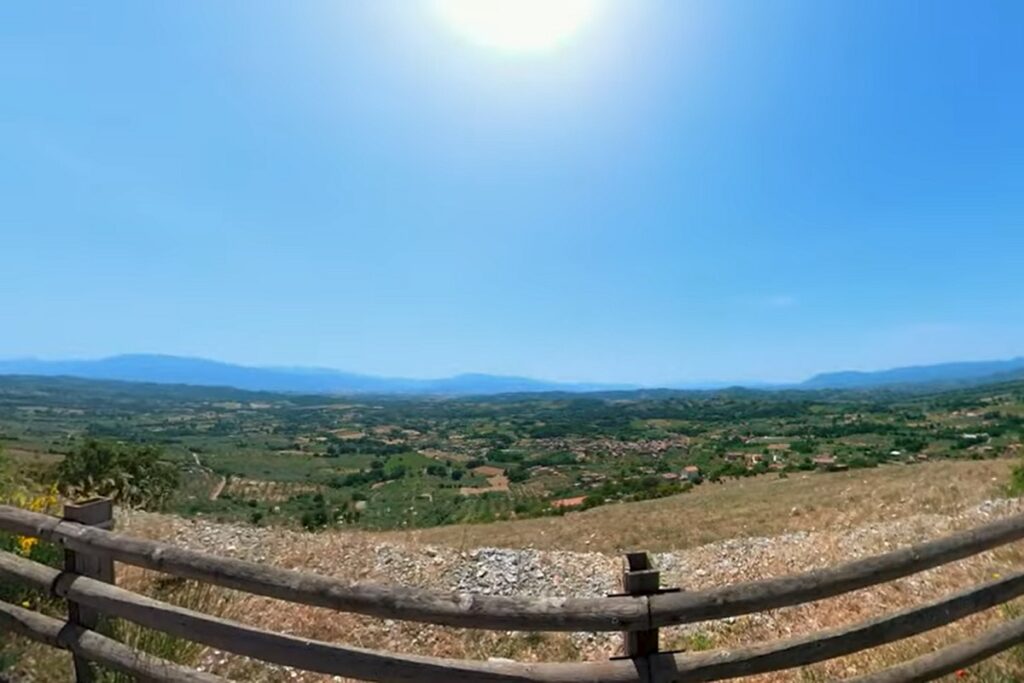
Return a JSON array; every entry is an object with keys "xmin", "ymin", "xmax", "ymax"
[
  {"xmin": 3, "ymin": 448, "xmax": 63, "ymax": 466},
  {"xmin": 180, "ymin": 459, "xmax": 1024, "ymax": 682},
  {"xmin": 386, "ymin": 459, "xmax": 1014, "ymax": 553},
  {"xmin": 12, "ymin": 458, "xmax": 1024, "ymax": 682}
]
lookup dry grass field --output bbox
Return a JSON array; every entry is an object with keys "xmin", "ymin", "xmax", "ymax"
[
  {"xmin": 3, "ymin": 448, "xmax": 63, "ymax": 467},
  {"xmin": 10, "ymin": 458, "xmax": 1024, "ymax": 682},
  {"xmin": 390, "ymin": 459, "xmax": 1015, "ymax": 553}
]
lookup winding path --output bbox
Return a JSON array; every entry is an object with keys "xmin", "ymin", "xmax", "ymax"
[{"xmin": 191, "ymin": 452, "xmax": 227, "ymax": 501}]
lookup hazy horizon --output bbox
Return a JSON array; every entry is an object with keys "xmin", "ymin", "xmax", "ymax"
[
  {"xmin": 3, "ymin": 2, "xmax": 1023, "ymax": 385},
  {"xmin": 4, "ymin": 350, "xmax": 1024, "ymax": 388}
]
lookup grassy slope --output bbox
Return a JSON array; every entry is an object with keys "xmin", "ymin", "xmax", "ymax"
[
  {"xmin": 10, "ymin": 458, "xmax": 1023, "ymax": 683},
  {"xmin": 384, "ymin": 458, "xmax": 1014, "ymax": 553}
]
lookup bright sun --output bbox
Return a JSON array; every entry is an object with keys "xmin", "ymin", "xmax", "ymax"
[{"xmin": 434, "ymin": 0, "xmax": 599, "ymax": 53}]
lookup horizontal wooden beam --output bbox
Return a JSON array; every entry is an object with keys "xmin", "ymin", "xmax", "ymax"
[
  {"xmin": 844, "ymin": 614, "xmax": 1024, "ymax": 683},
  {"xmin": 0, "ymin": 504, "xmax": 647, "ymax": 632},
  {"xmin": 0, "ymin": 598, "xmax": 225, "ymax": 683},
  {"xmin": 3, "ymin": 549, "xmax": 1024, "ymax": 682},
  {"xmin": 649, "ymin": 508, "xmax": 1024, "ymax": 626},
  {"xmin": 648, "ymin": 570, "xmax": 1024, "ymax": 682},
  {"xmin": 0, "ymin": 550, "xmax": 642, "ymax": 683},
  {"xmin": 3, "ymin": 503, "xmax": 1024, "ymax": 633}
]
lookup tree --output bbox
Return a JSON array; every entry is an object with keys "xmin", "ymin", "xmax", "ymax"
[
  {"xmin": 57, "ymin": 440, "xmax": 179, "ymax": 509},
  {"xmin": 791, "ymin": 439, "xmax": 816, "ymax": 454},
  {"xmin": 507, "ymin": 466, "xmax": 529, "ymax": 483}
]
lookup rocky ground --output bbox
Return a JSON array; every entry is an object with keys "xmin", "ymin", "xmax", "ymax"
[{"xmin": 106, "ymin": 495, "xmax": 1024, "ymax": 682}]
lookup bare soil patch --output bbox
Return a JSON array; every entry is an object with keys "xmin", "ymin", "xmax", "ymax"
[{"xmin": 459, "ymin": 465, "xmax": 510, "ymax": 495}]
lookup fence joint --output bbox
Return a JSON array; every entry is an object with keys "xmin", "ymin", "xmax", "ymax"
[
  {"xmin": 609, "ymin": 551, "xmax": 678, "ymax": 661},
  {"xmin": 63, "ymin": 498, "xmax": 115, "ymax": 683}
]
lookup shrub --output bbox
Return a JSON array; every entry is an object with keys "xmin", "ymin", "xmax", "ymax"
[
  {"xmin": 57, "ymin": 439, "xmax": 179, "ymax": 509},
  {"xmin": 508, "ymin": 466, "xmax": 529, "ymax": 483}
]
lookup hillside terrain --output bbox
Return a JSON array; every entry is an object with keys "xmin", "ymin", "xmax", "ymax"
[
  {"xmin": 2, "ymin": 375, "xmax": 1024, "ymax": 680},
  {"xmin": 1, "ymin": 374, "xmax": 1023, "ymax": 533},
  {"xmin": 9, "ymin": 458, "xmax": 1024, "ymax": 682}
]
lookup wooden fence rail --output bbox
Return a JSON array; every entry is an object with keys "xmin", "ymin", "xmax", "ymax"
[
  {"xmin": 1, "ymin": 502, "xmax": 1023, "ymax": 682},
  {"xmin": 0, "ymin": 599, "xmax": 225, "ymax": 683}
]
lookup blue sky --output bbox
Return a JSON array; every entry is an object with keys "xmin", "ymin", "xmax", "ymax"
[{"xmin": 2, "ymin": 1, "xmax": 1023, "ymax": 385}]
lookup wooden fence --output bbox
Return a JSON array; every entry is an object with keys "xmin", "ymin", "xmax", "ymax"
[{"xmin": 2, "ymin": 499, "xmax": 1024, "ymax": 682}]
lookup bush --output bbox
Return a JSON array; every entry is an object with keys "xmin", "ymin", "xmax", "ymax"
[
  {"xmin": 507, "ymin": 466, "xmax": 529, "ymax": 483},
  {"xmin": 791, "ymin": 439, "xmax": 816, "ymax": 454},
  {"xmin": 57, "ymin": 440, "xmax": 179, "ymax": 509},
  {"xmin": 847, "ymin": 455, "xmax": 879, "ymax": 469}
]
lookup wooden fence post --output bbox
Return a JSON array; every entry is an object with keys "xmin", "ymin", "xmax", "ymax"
[
  {"xmin": 621, "ymin": 551, "xmax": 660, "ymax": 658},
  {"xmin": 63, "ymin": 498, "xmax": 115, "ymax": 683}
]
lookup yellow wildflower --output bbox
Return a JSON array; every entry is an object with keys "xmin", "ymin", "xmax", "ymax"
[
  {"xmin": 15, "ymin": 536, "xmax": 38, "ymax": 556},
  {"xmin": 27, "ymin": 493, "xmax": 52, "ymax": 512}
]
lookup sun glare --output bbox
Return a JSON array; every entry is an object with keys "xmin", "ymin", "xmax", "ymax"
[{"xmin": 434, "ymin": 0, "xmax": 599, "ymax": 53}]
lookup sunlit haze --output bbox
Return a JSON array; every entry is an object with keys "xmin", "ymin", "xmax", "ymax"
[{"xmin": 434, "ymin": 0, "xmax": 600, "ymax": 53}]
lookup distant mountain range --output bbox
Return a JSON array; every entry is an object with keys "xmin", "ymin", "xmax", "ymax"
[
  {"xmin": 798, "ymin": 357, "xmax": 1024, "ymax": 390},
  {"xmin": 0, "ymin": 355, "xmax": 636, "ymax": 396},
  {"xmin": 0, "ymin": 354, "xmax": 1022, "ymax": 396}
]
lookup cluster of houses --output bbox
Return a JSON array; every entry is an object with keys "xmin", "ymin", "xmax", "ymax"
[
  {"xmin": 722, "ymin": 449, "xmax": 856, "ymax": 472},
  {"xmin": 723, "ymin": 450, "xmax": 791, "ymax": 470},
  {"xmin": 529, "ymin": 435, "xmax": 691, "ymax": 460}
]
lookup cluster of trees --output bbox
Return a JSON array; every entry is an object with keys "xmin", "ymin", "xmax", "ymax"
[
  {"xmin": 295, "ymin": 493, "xmax": 339, "ymax": 531},
  {"xmin": 328, "ymin": 457, "xmax": 469, "ymax": 490},
  {"xmin": 327, "ymin": 460, "xmax": 401, "ymax": 488},
  {"xmin": 324, "ymin": 438, "xmax": 406, "ymax": 457},
  {"xmin": 582, "ymin": 475, "xmax": 690, "ymax": 509},
  {"xmin": 425, "ymin": 462, "xmax": 465, "ymax": 480}
]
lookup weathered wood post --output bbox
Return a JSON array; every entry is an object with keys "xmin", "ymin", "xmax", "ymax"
[
  {"xmin": 63, "ymin": 498, "xmax": 115, "ymax": 683},
  {"xmin": 621, "ymin": 551, "xmax": 660, "ymax": 658}
]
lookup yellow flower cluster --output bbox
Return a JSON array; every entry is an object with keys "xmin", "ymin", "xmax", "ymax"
[
  {"xmin": 11, "ymin": 485, "xmax": 60, "ymax": 514},
  {"xmin": 9, "ymin": 485, "xmax": 59, "ymax": 558},
  {"xmin": 15, "ymin": 535, "xmax": 37, "ymax": 556}
]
